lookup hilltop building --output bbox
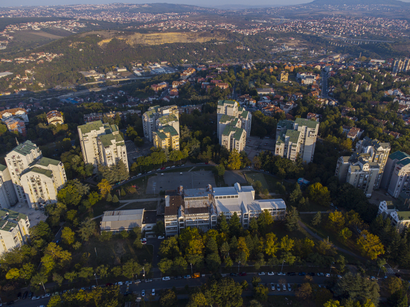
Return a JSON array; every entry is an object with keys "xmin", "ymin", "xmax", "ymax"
[
  {"xmin": 77, "ymin": 121, "xmax": 128, "ymax": 172},
  {"xmin": 164, "ymin": 183, "xmax": 286, "ymax": 236},
  {"xmin": 46, "ymin": 110, "xmax": 64, "ymax": 126},
  {"xmin": 279, "ymin": 71, "xmax": 289, "ymax": 83},
  {"xmin": 217, "ymin": 100, "xmax": 251, "ymax": 152},
  {"xmin": 5, "ymin": 141, "xmax": 67, "ymax": 208},
  {"xmin": 274, "ymin": 118, "xmax": 319, "ymax": 163},
  {"xmin": 0, "ymin": 209, "xmax": 30, "ymax": 256},
  {"xmin": 142, "ymin": 105, "xmax": 180, "ymax": 150},
  {"xmin": 335, "ymin": 137, "xmax": 390, "ymax": 197}
]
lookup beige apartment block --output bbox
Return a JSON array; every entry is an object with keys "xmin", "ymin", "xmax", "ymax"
[
  {"xmin": 5, "ymin": 141, "xmax": 42, "ymax": 203},
  {"xmin": 143, "ymin": 105, "xmax": 179, "ymax": 142},
  {"xmin": 275, "ymin": 118, "xmax": 319, "ymax": 163},
  {"xmin": 46, "ymin": 110, "xmax": 64, "ymax": 126},
  {"xmin": 153, "ymin": 126, "xmax": 180, "ymax": 151},
  {"xmin": 0, "ymin": 209, "xmax": 30, "ymax": 256},
  {"xmin": 78, "ymin": 120, "xmax": 128, "ymax": 172}
]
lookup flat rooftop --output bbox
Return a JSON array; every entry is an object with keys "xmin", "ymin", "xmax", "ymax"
[{"xmin": 102, "ymin": 209, "xmax": 144, "ymax": 222}]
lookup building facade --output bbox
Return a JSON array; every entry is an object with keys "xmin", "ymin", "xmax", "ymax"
[
  {"xmin": 0, "ymin": 165, "xmax": 17, "ymax": 208},
  {"xmin": 378, "ymin": 200, "xmax": 410, "ymax": 231},
  {"xmin": 143, "ymin": 105, "xmax": 179, "ymax": 142},
  {"xmin": 217, "ymin": 100, "xmax": 251, "ymax": 152},
  {"xmin": 381, "ymin": 151, "xmax": 410, "ymax": 198},
  {"xmin": 164, "ymin": 183, "xmax": 286, "ymax": 236},
  {"xmin": 335, "ymin": 138, "xmax": 390, "ymax": 198},
  {"xmin": 78, "ymin": 121, "xmax": 128, "ymax": 172},
  {"xmin": 153, "ymin": 126, "xmax": 180, "ymax": 150},
  {"xmin": 0, "ymin": 209, "xmax": 30, "ymax": 256},
  {"xmin": 275, "ymin": 118, "xmax": 319, "ymax": 163}
]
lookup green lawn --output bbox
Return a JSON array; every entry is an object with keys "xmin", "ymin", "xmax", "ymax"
[
  {"xmin": 73, "ymin": 236, "xmax": 153, "ymax": 269},
  {"xmin": 244, "ymin": 172, "xmax": 270, "ymax": 191}
]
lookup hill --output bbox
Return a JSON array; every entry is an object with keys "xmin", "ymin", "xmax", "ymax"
[{"xmin": 310, "ymin": 0, "xmax": 409, "ymax": 6}]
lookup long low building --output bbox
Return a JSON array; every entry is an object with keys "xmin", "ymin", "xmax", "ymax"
[
  {"xmin": 164, "ymin": 182, "xmax": 286, "ymax": 236},
  {"xmin": 100, "ymin": 209, "xmax": 157, "ymax": 234}
]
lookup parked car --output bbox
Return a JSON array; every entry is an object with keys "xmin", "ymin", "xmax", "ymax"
[
  {"xmin": 270, "ymin": 283, "xmax": 275, "ymax": 291},
  {"xmin": 276, "ymin": 284, "xmax": 281, "ymax": 292},
  {"xmin": 141, "ymin": 290, "xmax": 145, "ymax": 297},
  {"xmin": 258, "ymin": 272, "xmax": 266, "ymax": 276},
  {"xmin": 282, "ymin": 284, "xmax": 286, "ymax": 291},
  {"xmin": 267, "ymin": 272, "xmax": 274, "ymax": 276},
  {"xmin": 152, "ymin": 289, "xmax": 155, "ymax": 296},
  {"xmin": 239, "ymin": 272, "xmax": 247, "ymax": 276},
  {"xmin": 184, "ymin": 275, "xmax": 191, "ymax": 279},
  {"xmin": 288, "ymin": 272, "xmax": 296, "ymax": 276},
  {"xmin": 298, "ymin": 272, "xmax": 306, "ymax": 276},
  {"xmin": 158, "ymin": 236, "xmax": 165, "ymax": 240},
  {"xmin": 230, "ymin": 273, "xmax": 237, "ymax": 276},
  {"xmin": 140, "ymin": 238, "xmax": 147, "ymax": 244},
  {"xmin": 162, "ymin": 276, "xmax": 170, "ymax": 281},
  {"xmin": 325, "ymin": 273, "xmax": 331, "ymax": 278},
  {"xmin": 287, "ymin": 283, "xmax": 292, "ymax": 291}
]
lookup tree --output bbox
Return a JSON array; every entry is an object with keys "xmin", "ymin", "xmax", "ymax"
[
  {"xmin": 47, "ymin": 295, "xmax": 62, "ymax": 307},
  {"xmin": 216, "ymin": 164, "xmax": 225, "ymax": 176},
  {"xmin": 218, "ymin": 213, "xmax": 229, "ymax": 234},
  {"xmin": 249, "ymin": 218, "xmax": 258, "ymax": 233},
  {"xmin": 295, "ymin": 283, "xmax": 312, "ymax": 300},
  {"xmin": 98, "ymin": 179, "xmax": 112, "ymax": 198},
  {"xmin": 249, "ymin": 300, "xmax": 263, "ymax": 307},
  {"xmin": 252, "ymin": 276, "xmax": 261, "ymax": 288},
  {"xmin": 53, "ymin": 273, "xmax": 64, "ymax": 287},
  {"xmin": 78, "ymin": 219, "xmax": 96, "ymax": 242},
  {"xmin": 383, "ymin": 276, "xmax": 403, "ymax": 296},
  {"xmin": 264, "ymin": 233, "xmax": 279, "ymax": 257},
  {"xmin": 160, "ymin": 289, "xmax": 177, "ymax": 307},
  {"xmin": 78, "ymin": 267, "xmax": 94, "ymax": 281},
  {"xmin": 64, "ymin": 271, "xmax": 77, "ymax": 283},
  {"xmin": 106, "ymin": 193, "xmax": 113, "ymax": 202},
  {"xmin": 158, "ymin": 258, "xmax": 173, "ymax": 274},
  {"xmin": 227, "ymin": 149, "xmax": 242, "ymax": 170},
  {"xmin": 286, "ymin": 206, "xmax": 299, "ymax": 231},
  {"xmin": 324, "ymin": 300, "xmax": 342, "ymax": 307},
  {"xmin": 112, "ymin": 194, "xmax": 119, "ymax": 203},
  {"xmin": 206, "ymin": 252, "xmax": 221, "ymax": 272},
  {"xmin": 61, "ymin": 227, "xmax": 76, "ymax": 245},
  {"xmin": 6, "ymin": 268, "xmax": 20, "ymax": 280},
  {"xmin": 356, "ymin": 230, "xmax": 385, "ymax": 260},
  {"xmin": 187, "ymin": 292, "xmax": 208, "ymax": 307},
  {"xmin": 253, "ymin": 284, "xmax": 268, "ymax": 302},
  {"xmin": 229, "ymin": 212, "xmax": 242, "ymax": 237},
  {"xmin": 122, "ymin": 259, "xmax": 141, "ymax": 279},
  {"xmin": 328, "ymin": 210, "xmax": 345, "ymax": 232},
  {"xmin": 307, "ymin": 182, "xmax": 331, "ymax": 207},
  {"xmin": 334, "ymin": 272, "xmax": 380, "ymax": 306},
  {"xmin": 208, "ymin": 278, "xmax": 243, "ymax": 307},
  {"xmin": 339, "ymin": 227, "xmax": 353, "ymax": 241},
  {"xmin": 311, "ymin": 211, "xmax": 322, "ymax": 226},
  {"xmin": 257, "ymin": 210, "xmax": 273, "ymax": 234}
]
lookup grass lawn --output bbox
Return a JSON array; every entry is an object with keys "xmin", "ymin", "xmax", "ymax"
[
  {"xmin": 74, "ymin": 236, "xmax": 153, "ymax": 268},
  {"xmin": 300, "ymin": 214, "xmax": 363, "ymax": 264},
  {"xmin": 244, "ymin": 172, "xmax": 271, "ymax": 191}
]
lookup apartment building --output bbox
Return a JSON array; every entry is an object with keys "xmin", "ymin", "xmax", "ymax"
[
  {"xmin": 217, "ymin": 100, "xmax": 251, "ymax": 152},
  {"xmin": 164, "ymin": 183, "xmax": 286, "ymax": 236},
  {"xmin": 5, "ymin": 141, "xmax": 42, "ymax": 203},
  {"xmin": 393, "ymin": 59, "xmax": 410, "ymax": 74},
  {"xmin": 0, "ymin": 209, "xmax": 30, "ymax": 256},
  {"xmin": 275, "ymin": 118, "xmax": 319, "ymax": 163},
  {"xmin": 0, "ymin": 165, "xmax": 17, "ymax": 208},
  {"xmin": 4, "ymin": 118, "xmax": 26, "ymax": 136},
  {"xmin": 153, "ymin": 126, "xmax": 180, "ymax": 150},
  {"xmin": 20, "ymin": 157, "xmax": 67, "ymax": 208},
  {"xmin": 142, "ymin": 105, "xmax": 180, "ymax": 143},
  {"xmin": 279, "ymin": 71, "xmax": 289, "ymax": 82},
  {"xmin": 378, "ymin": 200, "xmax": 410, "ymax": 231},
  {"xmin": 335, "ymin": 138, "xmax": 390, "ymax": 197},
  {"xmin": 46, "ymin": 110, "xmax": 64, "ymax": 125},
  {"xmin": 381, "ymin": 151, "xmax": 410, "ymax": 198},
  {"xmin": 78, "ymin": 120, "xmax": 128, "ymax": 172},
  {"xmin": 0, "ymin": 108, "xmax": 29, "ymax": 123}
]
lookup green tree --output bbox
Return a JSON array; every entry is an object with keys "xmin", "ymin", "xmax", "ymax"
[
  {"xmin": 253, "ymin": 284, "xmax": 268, "ymax": 302},
  {"xmin": 98, "ymin": 179, "xmax": 112, "ymax": 198},
  {"xmin": 160, "ymin": 289, "xmax": 177, "ymax": 307},
  {"xmin": 311, "ymin": 211, "xmax": 321, "ymax": 226},
  {"xmin": 106, "ymin": 193, "xmax": 113, "ymax": 202},
  {"xmin": 307, "ymin": 182, "xmax": 331, "ymax": 207},
  {"xmin": 61, "ymin": 227, "xmax": 76, "ymax": 245},
  {"xmin": 216, "ymin": 164, "xmax": 225, "ymax": 176},
  {"xmin": 77, "ymin": 219, "xmax": 96, "ymax": 242},
  {"xmin": 227, "ymin": 149, "xmax": 242, "ymax": 170},
  {"xmin": 286, "ymin": 206, "xmax": 299, "ymax": 231},
  {"xmin": 158, "ymin": 258, "xmax": 173, "ymax": 274},
  {"xmin": 257, "ymin": 210, "xmax": 273, "ymax": 234},
  {"xmin": 6, "ymin": 268, "xmax": 20, "ymax": 280},
  {"xmin": 229, "ymin": 212, "xmax": 242, "ymax": 237},
  {"xmin": 64, "ymin": 271, "xmax": 77, "ymax": 283},
  {"xmin": 218, "ymin": 213, "xmax": 229, "ymax": 234},
  {"xmin": 187, "ymin": 292, "xmax": 208, "ymax": 307},
  {"xmin": 112, "ymin": 194, "xmax": 119, "ymax": 203},
  {"xmin": 208, "ymin": 277, "xmax": 243, "ymax": 307}
]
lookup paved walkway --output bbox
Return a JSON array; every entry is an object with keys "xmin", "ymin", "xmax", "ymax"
[{"xmin": 298, "ymin": 220, "xmax": 367, "ymax": 262}]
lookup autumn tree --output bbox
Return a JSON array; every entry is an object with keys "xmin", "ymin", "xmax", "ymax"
[
  {"xmin": 98, "ymin": 179, "xmax": 112, "ymax": 198},
  {"xmin": 356, "ymin": 230, "xmax": 385, "ymax": 260},
  {"xmin": 61, "ymin": 227, "xmax": 76, "ymax": 245},
  {"xmin": 227, "ymin": 149, "xmax": 242, "ymax": 170},
  {"xmin": 307, "ymin": 182, "xmax": 331, "ymax": 207}
]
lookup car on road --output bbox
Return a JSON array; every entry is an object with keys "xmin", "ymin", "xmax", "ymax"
[
  {"xmin": 140, "ymin": 238, "xmax": 147, "ymax": 244},
  {"xmin": 258, "ymin": 272, "xmax": 266, "ymax": 276},
  {"xmin": 152, "ymin": 289, "xmax": 155, "ymax": 296},
  {"xmin": 267, "ymin": 272, "xmax": 274, "ymax": 276},
  {"xmin": 137, "ymin": 173, "xmax": 142, "ymax": 176},
  {"xmin": 162, "ymin": 276, "xmax": 170, "ymax": 281},
  {"xmin": 276, "ymin": 284, "xmax": 281, "ymax": 292},
  {"xmin": 319, "ymin": 273, "xmax": 324, "ymax": 276},
  {"xmin": 141, "ymin": 290, "xmax": 145, "ymax": 297},
  {"xmin": 31, "ymin": 296, "xmax": 40, "ymax": 300},
  {"xmin": 171, "ymin": 165, "xmax": 175, "ymax": 168},
  {"xmin": 158, "ymin": 236, "xmax": 165, "ymax": 239},
  {"xmin": 270, "ymin": 283, "xmax": 275, "ymax": 291},
  {"xmin": 278, "ymin": 272, "xmax": 286, "ymax": 276},
  {"xmin": 147, "ymin": 171, "xmax": 152, "ymax": 174}
]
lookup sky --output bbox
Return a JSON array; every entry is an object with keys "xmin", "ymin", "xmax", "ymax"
[{"xmin": 2, "ymin": 0, "xmax": 410, "ymax": 7}]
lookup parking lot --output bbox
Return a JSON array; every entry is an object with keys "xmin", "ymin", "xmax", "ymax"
[
  {"xmin": 244, "ymin": 136, "xmax": 276, "ymax": 160},
  {"xmin": 146, "ymin": 170, "xmax": 216, "ymax": 194}
]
